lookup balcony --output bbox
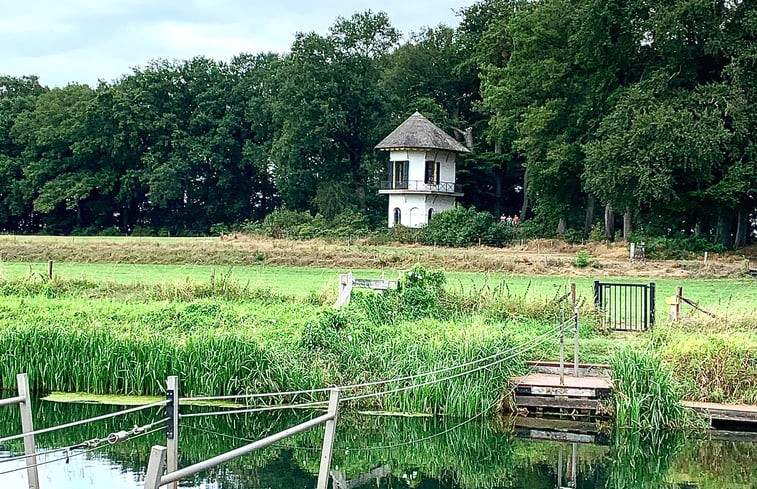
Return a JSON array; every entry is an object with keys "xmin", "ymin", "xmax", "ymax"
[{"xmin": 379, "ymin": 180, "xmax": 463, "ymax": 195}]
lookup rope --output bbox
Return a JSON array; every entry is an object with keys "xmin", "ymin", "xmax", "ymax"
[
  {"xmin": 680, "ymin": 296, "xmax": 718, "ymax": 318},
  {"xmin": 182, "ymin": 326, "xmax": 562, "ymax": 418},
  {"xmin": 181, "ymin": 319, "xmax": 570, "ymax": 404},
  {"xmin": 0, "ymin": 400, "xmax": 167, "ymax": 444},
  {"xmin": 0, "ymin": 419, "xmax": 165, "ymax": 465},
  {"xmin": 0, "ymin": 425, "xmax": 164, "ymax": 476},
  {"xmin": 178, "ymin": 326, "xmax": 562, "ymax": 452}
]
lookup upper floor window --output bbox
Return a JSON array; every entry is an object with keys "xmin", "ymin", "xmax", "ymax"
[{"xmin": 424, "ymin": 160, "xmax": 440, "ymax": 185}]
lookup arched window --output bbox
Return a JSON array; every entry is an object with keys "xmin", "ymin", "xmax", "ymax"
[
  {"xmin": 428, "ymin": 208, "xmax": 434, "ymax": 222},
  {"xmin": 393, "ymin": 208, "xmax": 402, "ymax": 226}
]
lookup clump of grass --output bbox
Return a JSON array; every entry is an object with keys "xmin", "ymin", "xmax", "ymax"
[{"xmin": 610, "ymin": 349, "xmax": 694, "ymax": 430}]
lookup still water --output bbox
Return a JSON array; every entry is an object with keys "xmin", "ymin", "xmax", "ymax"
[{"xmin": 1, "ymin": 399, "xmax": 755, "ymax": 488}]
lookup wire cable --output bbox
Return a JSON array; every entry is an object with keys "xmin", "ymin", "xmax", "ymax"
[
  {"xmin": 0, "ymin": 426, "xmax": 164, "ymax": 477},
  {"xmin": 0, "ymin": 400, "xmax": 167, "ymax": 444},
  {"xmin": 180, "ymin": 319, "xmax": 571, "ymax": 403},
  {"xmin": 182, "ymin": 325, "xmax": 562, "ymax": 418}
]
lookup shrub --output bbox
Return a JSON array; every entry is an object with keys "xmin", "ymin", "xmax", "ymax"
[
  {"xmin": 647, "ymin": 236, "xmax": 727, "ymax": 259},
  {"xmin": 561, "ymin": 228, "xmax": 584, "ymax": 244},
  {"xmin": 574, "ymin": 250, "xmax": 590, "ymax": 267},
  {"xmin": 483, "ymin": 222, "xmax": 517, "ymax": 247},
  {"xmin": 419, "ymin": 206, "xmax": 494, "ymax": 247},
  {"xmin": 589, "ymin": 222, "xmax": 605, "ymax": 242},
  {"xmin": 261, "ymin": 208, "xmax": 313, "ymax": 238}
]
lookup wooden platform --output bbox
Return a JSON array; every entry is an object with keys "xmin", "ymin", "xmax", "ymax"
[
  {"xmin": 510, "ymin": 373, "xmax": 612, "ymax": 417},
  {"xmin": 525, "ymin": 361, "xmax": 612, "ymax": 378},
  {"xmin": 682, "ymin": 401, "xmax": 757, "ymax": 425}
]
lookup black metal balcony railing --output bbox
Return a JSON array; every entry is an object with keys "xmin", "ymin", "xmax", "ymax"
[{"xmin": 380, "ymin": 180, "xmax": 462, "ymax": 193}]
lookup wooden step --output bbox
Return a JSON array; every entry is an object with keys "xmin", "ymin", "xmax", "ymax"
[{"xmin": 525, "ymin": 361, "xmax": 612, "ymax": 378}]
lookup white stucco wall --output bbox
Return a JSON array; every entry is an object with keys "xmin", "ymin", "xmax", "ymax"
[
  {"xmin": 388, "ymin": 193, "xmax": 458, "ymax": 228},
  {"xmin": 385, "ymin": 149, "xmax": 459, "ymax": 228}
]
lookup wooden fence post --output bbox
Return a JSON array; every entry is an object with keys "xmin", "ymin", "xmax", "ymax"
[
  {"xmin": 166, "ymin": 376, "xmax": 179, "ymax": 489},
  {"xmin": 316, "ymin": 389, "xmax": 340, "ymax": 489},
  {"xmin": 47, "ymin": 260, "xmax": 53, "ymax": 280},
  {"xmin": 17, "ymin": 373, "xmax": 39, "ymax": 489},
  {"xmin": 144, "ymin": 446, "xmax": 167, "ymax": 489}
]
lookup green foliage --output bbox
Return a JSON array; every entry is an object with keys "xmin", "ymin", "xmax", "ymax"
[
  {"xmin": 419, "ymin": 206, "xmax": 494, "ymax": 247},
  {"xmin": 646, "ymin": 236, "xmax": 728, "ymax": 260},
  {"xmin": 610, "ymin": 349, "xmax": 692, "ymax": 430},
  {"xmin": 573, "ymin": 250, "xmax": 590, "ymax": 268}
]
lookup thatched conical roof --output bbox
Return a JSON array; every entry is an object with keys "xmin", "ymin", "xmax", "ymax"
[{"xmin": 375, "ymin": 111, "xmax": 470, "ymax": 153}]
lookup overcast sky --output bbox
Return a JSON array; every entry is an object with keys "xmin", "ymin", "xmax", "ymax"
[{"xmin": 1, "ymin": 0, "xmax": 469, "ymax": 87}]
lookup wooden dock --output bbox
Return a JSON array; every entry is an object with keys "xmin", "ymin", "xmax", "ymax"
[
  {"xmin": 510, "ymin": 373, "xmax": 611, "ymax": 416},
  {"xmin": 682, "ymin": 401, "xmax": 757, "ymax": 426}
]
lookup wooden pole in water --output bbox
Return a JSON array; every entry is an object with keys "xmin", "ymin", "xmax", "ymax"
[
  {"xmin": 17, "ymin": 373, "xmax": 39, "ymax": 489},
  {"xmin": 560, "ymin": 314, "xmax": 565, "ymax": 385},
  {"xmin": 166, "ymin": 376, "xmax": 179, "ymax": 489},
  {"xmin": 316, "ymin": 389, "xmax": 340, "ymax": 489}
]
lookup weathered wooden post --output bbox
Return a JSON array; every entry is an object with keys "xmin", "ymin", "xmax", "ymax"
[
  {"xmin": 144, "ymin": 446, "xmax": 167, "ymax": 489},
  {"xmin": 316, "ymin": 388, "xmax": 340, "ymax": 489},
  {"xmin": 47, "ymin": 260, "xmax": 53, "ymax": 280},
  {"xmin": 573, "ymin": 308, "xmax": 579, "ymax": 377},
  {"xmin": 166, "ymin": 376, "xmax": 179, "ymax": 489},
  {"xmin": 560, "ymin": 320, "xmax": 565, "ymax": 385},
  {"xmin": 18, "ymin": 373, "xmax": 39, "ymax": 489}
]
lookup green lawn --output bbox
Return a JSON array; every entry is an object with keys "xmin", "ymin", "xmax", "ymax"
[{"xmin": 1, "ymin": 260, "xmax": 754, "ymax": 317}]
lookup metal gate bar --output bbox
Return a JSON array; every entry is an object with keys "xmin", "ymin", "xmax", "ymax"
[{"xmin": 593, "ymin": 281, "xmax": 655, "ymax": 331}]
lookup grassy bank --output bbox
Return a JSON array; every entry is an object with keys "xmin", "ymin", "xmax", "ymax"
[
  {"xmin": 0, "ymin": 270, "xmax": 753, "ymax": 418},
  {"xmin": 1, "ymin": 260, "xmax": 755, "ymax": 320}
]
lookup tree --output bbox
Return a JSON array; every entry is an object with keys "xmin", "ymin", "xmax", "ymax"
[{"xmin": 271, "ymin": 11, "xmax": 400, "ymax": 219}]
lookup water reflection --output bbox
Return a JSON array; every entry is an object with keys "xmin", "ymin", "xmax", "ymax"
[{"xmin": 0, "ymin": 398, "xmax": 754, "ymax": 489}]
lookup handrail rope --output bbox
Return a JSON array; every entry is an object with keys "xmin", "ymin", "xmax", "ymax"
[
  {"xmin": 179, "ymin": 328, "xmax": 562, "ymax": 451},
  {"xmin": 341, "ymin": 329, "xmax": 561, "ymax": 403},
  {"xmin": 346, "ymin": 329, "xmax": 561, "ymax": 451},
  {"xmin": 0, "ymin": 425, "xmax": 164, "ymax": 476},
  {"xmin": 181, "ymin": 327, "xmax": 562, "ymax": 418},
  {"xmin": 0, "ymin": 418, "xmax": 165, "ymax": 465},
  {"xmin": 0, "ymin": 400, "xmax": 167, "ymax": 444},
  {"xmin": 181, "ymin": 319, "xmax": 570, "ymax": 403}
]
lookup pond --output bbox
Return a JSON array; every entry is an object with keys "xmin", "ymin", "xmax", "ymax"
[{"xmin": 0, "ymin": 398, "xmax": 755, "ymax": 488}]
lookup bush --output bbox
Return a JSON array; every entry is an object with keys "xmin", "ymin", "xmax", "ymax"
[
  {"xmin": 419, "ymin": 206, "xmax": 494, "ymax": 247},
  {"xmin": 561, "ymin": 228, "xmax": 584, "ymax": 244},
  {"xmin": 646, "ymin": 236, "xmax": 727, "ymax": 259},
  {"xmin": 483, "ymin": 222, "xmax": 517, "ymax": 247},
  {"xmin": 261, "ymin": 208, "xmax": 314, "ymax": 238},
  {"xmin": 589, "ymin": 222, "xmax": 605, "ymax": 242},
  {"xmin": 574, "ymin": 250, "xmax": 591, "ymax": 267}
]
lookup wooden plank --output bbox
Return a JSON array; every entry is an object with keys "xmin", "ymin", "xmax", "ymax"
[
  {"xmin": 514, "ymin": 395, "xmax": 599, "ymax": 410},
  {"xmin": 528, "ymin": 430, "xmax": 596, "ymax": 444},
  {"xmin": 511, "ymin": 373, "xmax": 611, "ymax": 390},
  {"xmin": 512, "ymin": 416, "xmax": 601, "ymax": 434},
  {"xmin": 530, "ymin": 386, "xmax": 597, "ymax": 398},
  {"xmin": 682, "ymin": 401, "xmax": 757, "ymax": 424}
]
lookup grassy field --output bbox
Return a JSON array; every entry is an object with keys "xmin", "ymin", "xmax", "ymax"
[
  {"xmin": 1, "ymin": 260, "xmax": 755, "ymax": 318},
  {"xmin": 0, "ymin": 236, "xmax": 754, "ymax": 419}
]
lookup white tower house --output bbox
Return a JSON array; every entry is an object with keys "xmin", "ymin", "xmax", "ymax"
[{"xmin": 376, "ymin": 111, "xmax": 469, "ymax": 228}]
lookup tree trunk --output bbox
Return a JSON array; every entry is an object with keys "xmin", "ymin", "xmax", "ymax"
[
  {"xmin": 583, "ymin": 195, "xmax": 595, "ymax": 237},
  {"xmin": 556, "ymin": 216, "xmax": 567, "ymax": 235},
  {"xmin": 693, "ymin": 220, "xmax": 702, "ymax": 237},
  {"xmin": 734, "ymin": 206, "xmax": 747, "ymax": 248},
  {"xmin": 520, "ymin": 166, "xmax": 529, "ymax": 220},
  {"xmin": 494, "ymin": 140, "xmax": 503, "ymax": 219},
  {"xmin": 76, "ymin": 202, "xmax": 82, "ymax": 229},
  {"xmin": 623, "ymin": 209, "xmax": 632, "ymax": 243},
  {"xmin": 464, "ymin": 127, "xmax": 474, "ymax": 150},
  {"xmin": 716, "ymin": 213, "xmax": 732, "ymax": 247},
  {"xmin": 604, "ymin": 204, "xmax": 614, "ymax": 240}
]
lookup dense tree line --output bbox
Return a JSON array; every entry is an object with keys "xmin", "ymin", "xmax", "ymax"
[{"xmin": 0, "ymin": 1, "xmax": 754, "ymax": 246}]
